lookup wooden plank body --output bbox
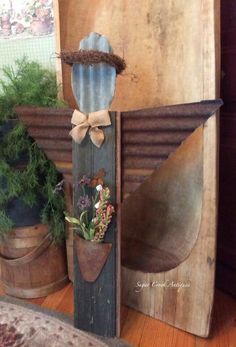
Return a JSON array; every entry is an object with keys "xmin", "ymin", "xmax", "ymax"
[{"xmin": 73, "ymin": 113, "xmax": 120, "ymax": 337}]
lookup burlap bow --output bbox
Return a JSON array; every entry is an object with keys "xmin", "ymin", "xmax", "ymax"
[{"xmin": 70, "ymin": 109, "xmax": 111, "ymax": 148}]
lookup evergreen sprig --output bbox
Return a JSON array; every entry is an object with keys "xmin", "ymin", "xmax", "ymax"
[
  {"xmin": 0, "ymin": 211, "xmax": 14, "ymax": 237},
  {"xmin": 0, "ymin": 58, "xmax": 65, "ymax": 122}
]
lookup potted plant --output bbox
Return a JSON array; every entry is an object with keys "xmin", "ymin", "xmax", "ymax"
[
  {"xmin": 0, "ymin": 58, "xmax": 69, "ymax": 297},
  {"xmin": 65, "ymin": 169, "xmax": 115, "ymax": 282}
]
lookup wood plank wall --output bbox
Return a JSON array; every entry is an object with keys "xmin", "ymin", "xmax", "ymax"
[
  {"xmin": 57, "ymin": 0, "xmax": 214, "ymax": 112},
  {"xmin": 216, "ymin": 0, "xmax": 236, "ymax": 296}
]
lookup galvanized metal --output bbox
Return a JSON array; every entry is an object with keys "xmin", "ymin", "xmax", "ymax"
[{"xmin": 71, "ymin": 32, "xmax": 116, "ymax": 113}]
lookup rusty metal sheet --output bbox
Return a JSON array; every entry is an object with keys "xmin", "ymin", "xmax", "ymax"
[
  {"xmin": 16, "ymin": 106, "xmax": 73, "ymax": 181},
  {"xmin": 16, "ymin": 100, "xmax": 223, "ymax": 193},
  {"xmin": 122, "ymin": 99, "xmax": 223, "ymax": 195},
  {"xmin": 75, "ymin": 235, "xmax": 112, "ymax": 283}
]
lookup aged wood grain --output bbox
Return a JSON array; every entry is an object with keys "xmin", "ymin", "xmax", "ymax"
[
  {"xmin": 53, "ymin": 0, "xmax": 64, "ymax": 100},
  {"xmin": 73, "ymin": 113, "xmax": 119, "ymax": 337},
  {"xmin": 122, "ymin": 112, "xmax": 219, "ymax": 337},
  {"xmin": 0, "ymin": 224, "xmax": 69, "ymax": 299},
  {"xmin": 121, "ymin": 0, "xmax": 220, "ymax": 337},
  {"xmin": 58, "ymin": 0, "xmax": 216, "ymax": 111}
]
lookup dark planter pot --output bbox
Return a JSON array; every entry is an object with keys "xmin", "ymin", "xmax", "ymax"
[
  {"xmin": 5, "ymin": 197, "xmax": 45, "ymax": 228},
  {"xmin": 0, "ymin": 119, "xmax": 41, "ymax": 228},
  {"xmin": 0, "ymin": 175, "xmax": 45, "ymax": 226},
  {"xmin": 8, "ymin": 152, "xmax": 29, "ymax": 168},
  {"xmin": 0, "ymin": 119, "xmax": 17, "ymax": 143},
  {"xmin": 75, "ymin": 234, "xmax": 112, "ymax": 282}
]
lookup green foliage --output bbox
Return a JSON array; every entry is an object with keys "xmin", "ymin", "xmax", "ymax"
[
  {"xmin": 1, "ymin": 123, "xmax": 28, "ymax": 161},
  {"xmin": 0, "ymin": 211, "xmax": 14, "ymax": 239},
  {"xmin": 0, "ymin": 58, "xmax": 65, "ymax": 122},
  {"xmin": 0, "ymin": 58, "xmax": 66, "ymax": 242}
]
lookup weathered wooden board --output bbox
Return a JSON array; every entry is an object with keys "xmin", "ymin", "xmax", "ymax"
[
  {"xmin": 216, "ymin": 0, "xmax": 236, "ymax": 297},
  {"xmin": 122, "ymin": 112, "xmax": 219, "ymax": 337},
  {"xmin": 53, "ymin": 0, "xmax": 64, "ymax": 100},
  {"xmin": 0, "ymin": 224, "xmax": 69, "ymax": 299},
  {"xmin": 120, "ymin": 0, "xmax": 220, "ymax": 335},
  {"xmin": 58, "ymin": 0, "xmax": 220, "ymax": 111},
  {"xmin": 73, "ymin": 113, "xmax": 120, "ymax": 337},
  {"xmin": 71, "ymin": 32, "xmax": 120, "ymax": 337}
]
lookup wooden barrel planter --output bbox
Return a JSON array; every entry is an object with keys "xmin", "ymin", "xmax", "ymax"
[
  {"xmin": 0, "ymin": 224, "xmax": 69, "ymax": 298},
  {"xmin": 16, "ymin": 106, "xmax": 74, "ymax": 281}
]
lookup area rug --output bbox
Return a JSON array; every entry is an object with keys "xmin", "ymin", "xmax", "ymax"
[{"xmin": 0, "ymin": 296, "xmax": 131, "ymax": 347}]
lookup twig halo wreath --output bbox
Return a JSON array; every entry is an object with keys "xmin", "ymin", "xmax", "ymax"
[{"xmin": 59, "ymin": 49, "xmax": 126, "ymax": 74}]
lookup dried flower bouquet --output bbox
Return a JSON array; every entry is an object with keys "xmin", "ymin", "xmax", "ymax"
[{"xmin": 65, "ymin": 170, "xmax": 114, "ymax": 242}]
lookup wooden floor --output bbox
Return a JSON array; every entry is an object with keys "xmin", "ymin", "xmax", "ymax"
[{"xmin": 0, "ymin": 284, "xmax": 236, "ymax": 347}]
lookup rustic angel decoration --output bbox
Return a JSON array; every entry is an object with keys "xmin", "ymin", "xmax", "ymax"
[{"xmin": 59, "ymin": 33, "xmax": 125, "ymax": 337}]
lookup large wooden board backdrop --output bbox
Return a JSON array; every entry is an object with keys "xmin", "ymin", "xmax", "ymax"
[
  {"xmin": 57, "ymin": 0, "xmax": 220, "ymax": 111},
  {"xmin": 56, "ymin": 0, "xmax": 221, "ymax": 337}
]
